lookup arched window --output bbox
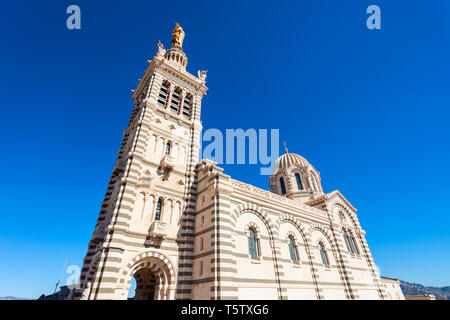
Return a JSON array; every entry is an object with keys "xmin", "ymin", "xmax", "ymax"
[
  {"xmin": 349, "ymin": 234, "xmax": 359, "ymax": 255},
  {"xmin": 343, "ymin": 229, "xmax": 359, "ymax": 255},
  {"xmin": 319, "ymin": 242, "xmax": 330, "ymax": 267},
  {"xmin": 157, "ymin": 81, "xmax": 170, "ymax": 108},
  {"xmin": 288, "ymin": 236, "xmax": 299, "ymax": 264},
  {"xmin": 154, "ymin": 199, "xmax": 162, "ymax": 221},
  {"xmin": 182, "ymin": 93, "xmax": 193, "ymax": 120},
  {"xmin": 170, "ymin": 87, "xmax": 182, "ymax": 114},
  {"xmin": 248, "ymin": 227, "xmax": 259, "ymax": 260},
  {"xmin": 295, "ymin": 173, "xmax": 303, "ymax": 190},
  {"xmin": 165, "ymin": 142, "xmax": 171, "ymax": 155},
  {"xmin": 343, "ymin": 231, "xmax": 352, "ymax": 253},
  {"xmin": 280, "ymin": 177, "xmax": 287, "ymax": 194}
]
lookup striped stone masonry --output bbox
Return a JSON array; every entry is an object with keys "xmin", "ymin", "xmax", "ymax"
[{"xmin": 73, "ymin": 32, "xmax": 402, "ymax": 300}]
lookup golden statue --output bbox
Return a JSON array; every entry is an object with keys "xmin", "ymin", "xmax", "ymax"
[{"xmin": 171, "ymin": 23, "xmax": 185, "ymax": 48}]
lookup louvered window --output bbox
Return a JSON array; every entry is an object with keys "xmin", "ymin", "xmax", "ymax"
[
  {"xmin": 158, "ymin": 82, "xmax": 169, "ymax": 108},
  {"xmin": 170, "ymin": 89, "xmax": 181, "ymax": 114},
  {"xmin": 182, "ymin": 94, "xmax": 192, "ymax": 119}
]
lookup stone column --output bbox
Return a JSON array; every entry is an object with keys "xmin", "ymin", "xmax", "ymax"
[
  {"xmin": 169, "ymin": 201, "xmax": 175, "ymax": 224},
  {"xmin": 150, "ymin": 197, "xmax": 157, "ymax": 221},
  {"xmin": 166, "ymin": 85, "xmax": 173, "ymax": 110},
  {"xmin": 178, "ymin": 92, "xmax": 185, "ymax": 116}
]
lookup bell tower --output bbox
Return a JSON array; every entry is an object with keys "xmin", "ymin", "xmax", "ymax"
[{"xmin": 74, "ymin": 24, "xmax": 208, "ymax": 300}]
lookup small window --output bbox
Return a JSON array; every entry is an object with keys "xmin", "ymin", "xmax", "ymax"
[
  {"xmin": 295, "ymin": 173, "xmax": 303, "ymax": 190},
  {"xmin": 165, "ymin": 142, "xmax": 171, "ymax": 155},
  {"xmin": 280, "ymin": 177, "xmax": 287, "ymax": 194},
  {"xmin": 248, "ymin": 227, "xmax": 259, "ymax": 260},
  {"xmin": 200, "ymin": 238, "xmax": 204, "ymax": 251},
  {"xmin": 201, "ymin": 215, "xmax": 205, "ymax": 226},
  {"xmin": 200, "ymin": 261, "xmax": 203, "ymax": 276},
  {"xmin": 288, "ymin": 236, "xmax": 299, "ymax": 264},
  {"xmin": 319, "ymin": 242, "xmax": 330, "ymax": 267},
  {"xmin": 155, "ymin": 199, "xmax": 162, "ymax": 221}
]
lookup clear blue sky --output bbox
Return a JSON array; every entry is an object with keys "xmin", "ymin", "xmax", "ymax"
[{"xmin": 1, "ymin": 0, "xmax": 449, "ymax": 298}]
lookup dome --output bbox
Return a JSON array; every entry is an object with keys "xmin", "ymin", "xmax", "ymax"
[
  {"xmin": 269, "ymin": 146, "xmax": 323, "ymax": 200},
  {"xmin": 272, "ymin": 152, "xmax": 310, "ymax": 175}
]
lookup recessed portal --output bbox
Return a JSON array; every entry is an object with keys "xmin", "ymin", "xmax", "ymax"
[{"xmin": 128, "ymin": 267, "xmax": 160, "ymax": 300}]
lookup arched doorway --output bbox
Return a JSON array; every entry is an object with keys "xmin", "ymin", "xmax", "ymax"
[
  {"xmin": 122, "ymin": 251, "xmax": 176, "ymax": 300},
  {"xmin": 129, "ymin": 267, "xmax": 160, "ymax": 300}
]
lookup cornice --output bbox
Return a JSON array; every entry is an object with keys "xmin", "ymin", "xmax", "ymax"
[
  {"xmin": 131, "ymin": 54, "xmax": 208, "ymax": 101},
  {"xmin": 230, "ymin": 179, "xmax": 329, "ymax": 219},
  {"xmin": 306, "ymin": 190, "xmax": 357, "ymax": 213},
  {"xmin": 152, "ymin": 56, "xmax": 208, "ymax": 93}
]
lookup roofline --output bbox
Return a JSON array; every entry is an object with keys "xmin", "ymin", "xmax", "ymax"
[{"xmin": 380, "ymin": 275, "xmax": 400, "ymax": 281}]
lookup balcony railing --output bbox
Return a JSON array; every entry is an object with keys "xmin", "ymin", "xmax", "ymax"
[
  {"xmin": 149, "ymin": 220, "xmax": 167, "ymax": 237},
  {"xmin": 160, "ymin": 154, "xmax": 176, "ymax": 168}
]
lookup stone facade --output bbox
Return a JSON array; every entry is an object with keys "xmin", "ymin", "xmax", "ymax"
[
  {"xmin": 380, "ymin": 276, "xmax": 404, "ymax": 300},
  {"xmin": 73, "ymin": 26, "xmax": 404, "ymax": 300}
]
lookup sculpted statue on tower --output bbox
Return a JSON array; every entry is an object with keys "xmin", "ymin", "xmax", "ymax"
[{"xmin": 171, "ymin": 23, "xmax": 185, "ymax": 48}]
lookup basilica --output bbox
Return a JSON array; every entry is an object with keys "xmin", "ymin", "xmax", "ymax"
[{"xmin": 73, "ymin": 24, "xmax": 404, "ymax": 300}]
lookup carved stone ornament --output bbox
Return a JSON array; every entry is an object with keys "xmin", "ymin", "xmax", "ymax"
[
  {"xmin": 198, "ymin": 70, "xmax": 207, "ymax": 81},
  {"xmin": 157, "ymin": 40, "xmax": 166, "ymax": 56}
]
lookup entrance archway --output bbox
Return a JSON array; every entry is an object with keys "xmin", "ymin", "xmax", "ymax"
[
  {"xmin": 122, "ymin": 251, "xmax": 176, "ymax": 300},
  {"xmin": 130, "ymin": 267, "xmax": 159, "ymax": 300}
]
